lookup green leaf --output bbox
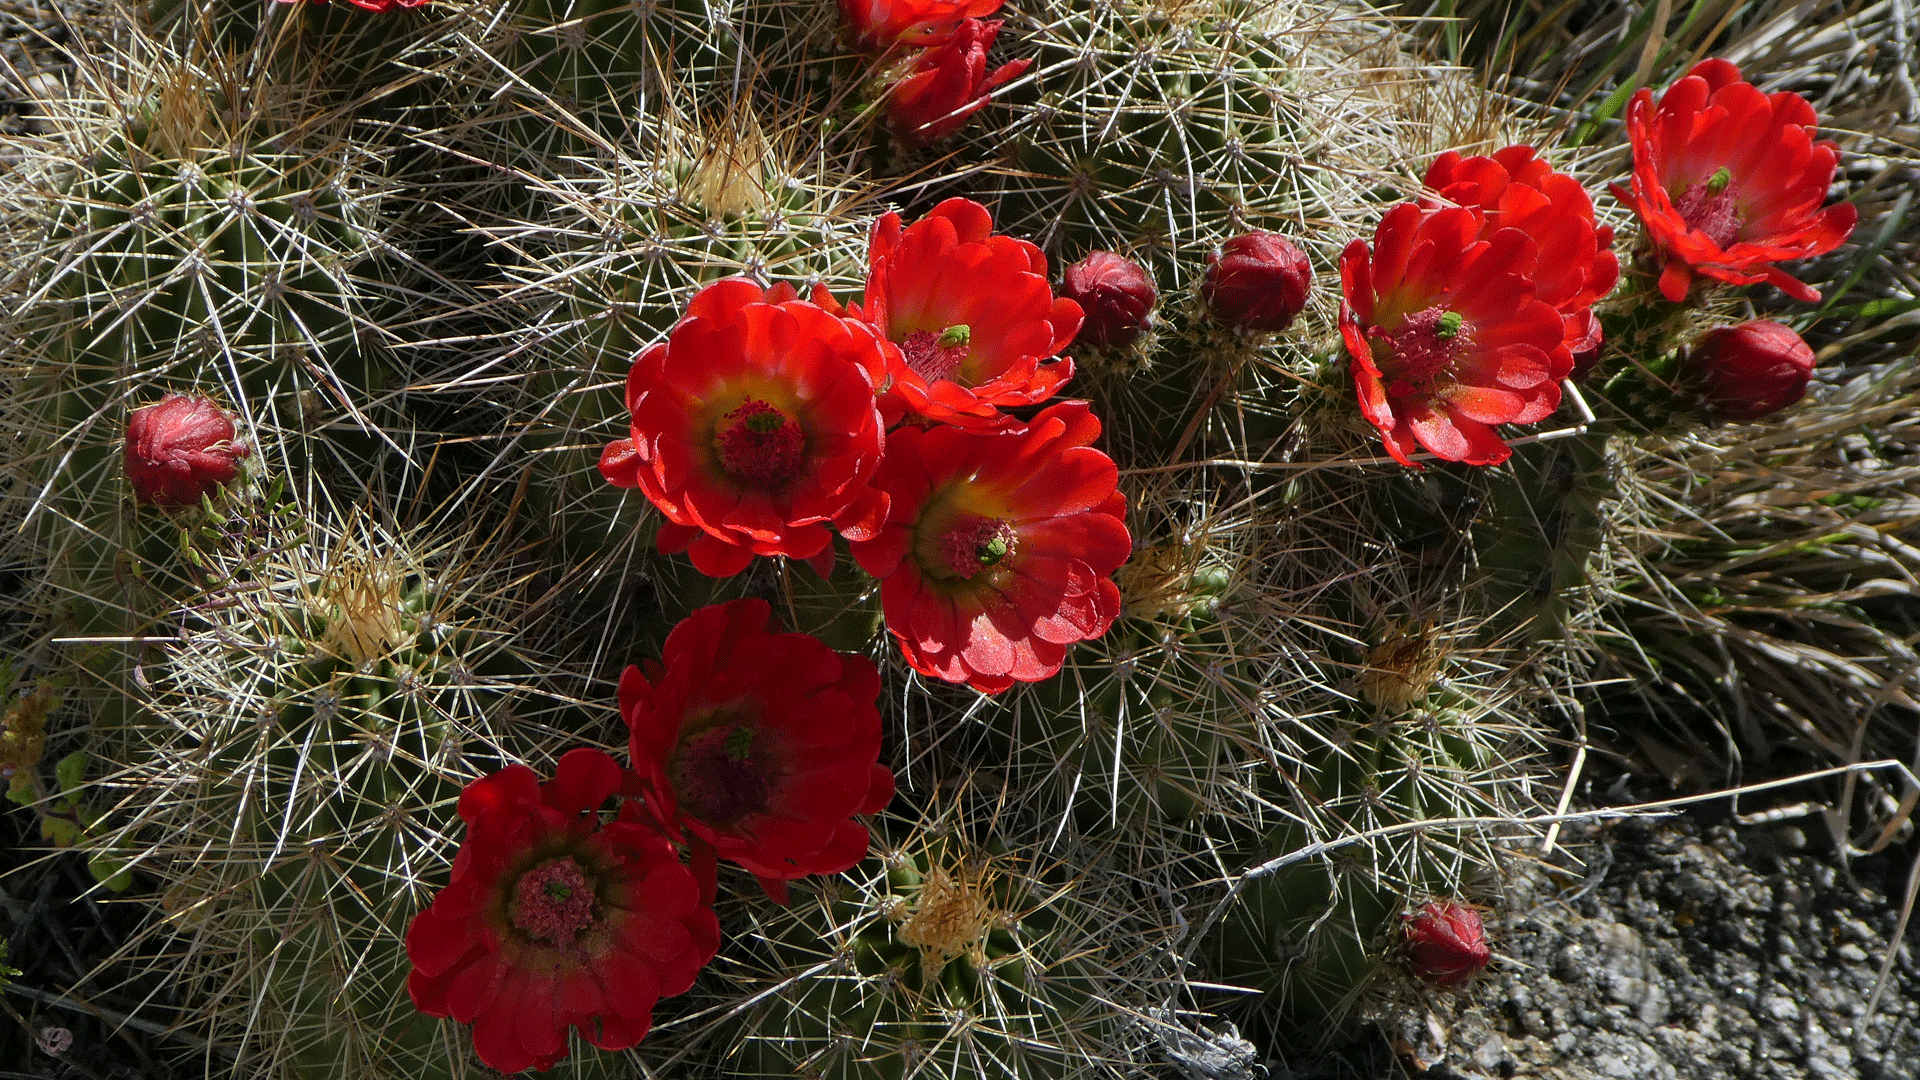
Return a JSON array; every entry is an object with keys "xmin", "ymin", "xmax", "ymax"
[
  {"xmin": 88, "ymin": 853, "xmax": 133, "ymax": 893},
  {"xmin": 55, "ymin": 750, "xmax": 88, "ymax": 796}
]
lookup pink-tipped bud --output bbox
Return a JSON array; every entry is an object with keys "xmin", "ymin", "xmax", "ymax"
[
  {"xmin": 124, "ymin": 394, "xmax": 248, "ymax": 507},
  {"xmin": 1061, "ymin": 251, "xmax": 1157, "ymax": 349},
  {"xmin": 1404, "ymin": 900, "xmax": 1490, "ymax": 987},
  {"xmin": 1678, "ymin": 320, "xmax": 1816, "ymax": 422},
  {"xmin": 1202, "ymin": 231, "xmax": 1312, "ymax": 332}
]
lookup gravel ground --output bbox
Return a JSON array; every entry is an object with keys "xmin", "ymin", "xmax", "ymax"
[{"xmin": 1337, "ymin": 811, "xmax": 1920, "ymax": 1080}]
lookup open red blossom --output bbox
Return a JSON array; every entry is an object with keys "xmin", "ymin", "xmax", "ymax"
[
  {"xmin": 598, "ymin": 278, "xmax": 893, "ymax": 578},
  {"xmin": 406, "ymin": 749, "xmax": 719, "ymax": 1074},
  {"xmin": 1423, "ymin": 145, "xmax": 1618, "ymax": 361},
  {"xmin": 1611, "ymin": 58, "xmax": 1856, "ymax": 303},
  {"xmin": 839, "ymin": 0, "xmax": 1004, "ymax": 53},
  {"xmin": 849, "ymin": 401, "xmax": 1129, "ymax": 694},
  {"xmin": 124, "ymin": 394, "xmax": 249, "ymax": 507},
  {"xmin": 1340, "ymin": 203, "xmax": 1572, "ymax": 468},
  {"xmin": 621, "ymin": 600, "xmax": 895, "ymax": 904},
  {"xmin": 835, "ymin": 198, "xmax": 1082, "ymax": 429},
  {"xmin": 888, "ymin": 18, "xmax": 1031, "ymax": 148}
]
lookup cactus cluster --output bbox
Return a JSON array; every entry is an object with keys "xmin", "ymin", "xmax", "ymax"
[{"xmin": 0, "ymin": 0, "xmax": 1883, "ymax": 1077}]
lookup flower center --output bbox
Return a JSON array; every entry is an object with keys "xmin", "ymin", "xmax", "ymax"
[
  {"xmin": 510, "ymin": 857, "xmax": 600, "ymax": 946},
  {"xmin": 670, "ymin": 717, "xmax": 772, "ymax": 827},
  {"xmin": 1672, "ymin": 167, "xmax": 1741, "ymax": 249},
  {"xmin": 1370, "ymin": 304, "xmax": 1470, "ymax": 399},
  {"xmin": 900, "ymin": 325, "xmax": 972, "ymax": 384},
  {"xmin": 936, "ymin": 515, "xmax": 1018, "ymax": 580},
  {"xmin": 714, "ymin": 398, "xmax": 807, "ymax": 489}
]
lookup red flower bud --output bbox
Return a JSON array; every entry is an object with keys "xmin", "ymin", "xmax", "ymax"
[
  {"xmin": 1061, "ymin": 251, "xmax": 1157, "ymax": 348},
  {"xmin": 1679, "ymin": 320, "xmax": 1816, "ymax": 422},
  {"xmin": 1404, "ymin": 900, "xmax": 1490, "ymax": 987},
  {"xmin": 1203, "ymin": 231, "xmax": 1312, "ymax": 332},
  {"xmin": 124, "ymin": 394, "xmax": 248, "ymax": 507}
]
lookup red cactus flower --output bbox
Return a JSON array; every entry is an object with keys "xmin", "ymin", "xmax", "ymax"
[
  {"xmin": 124, "ymin": 393, "xmax": 249, "ymax": 507},
  {"xmin": 1404, "ymin": 900, "xmax": 1491, "ymax": 987},
  {"xmin": 405, "ymin": 749, "xmax": 720, "ymax": 1074},
  {"xmin": 838, "ymin": 198, "xmax": 1082, "ymax": 429},
  {"xmin": 598, "ymin": 278, "xmax": 893, "ymax": 578},
  {"xmin": 1423, "ymin": 145, "xmax": 1618, "ymax": 361},
  {"xmin": 1061, "ymin": 250, "xmax": 1157, "ymax": 349},
  {"xmin": 839, "ymin": 0, "xmax": 1004, "ymax": 53},
  {"xmin": 620, "ymin": 599, "xmax": 895, "ymax": 904},
  {"xmin": 849, "ymin": 401, "xmax": 1130, "ymax": 694},
  {"xmin": 1202, "ymin": 231, "xmax": 1313, "ymax": 332},
  {"xmin": 1678, "ymin": 319, "xmax": 1816, "ymax": 422},
  {"xmin": 1340, "ymin": 204, "xmax": 1573, "ymax": 467},
  {"xmin": 1611, "ymin": 58, "xmax": 1856, "ymax": 303},
  {"xmin": 887, "ymin": 18, "xmax": 1031, "ymax": 148}
]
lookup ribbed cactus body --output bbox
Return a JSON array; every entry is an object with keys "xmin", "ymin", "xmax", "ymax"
[
  {"xmin": 732, "ymin": 833, "xmax": 1115, "ymax": 1080},
  {"xmin": 467, "ymin": 0, "xmax": 745, "ymax": 168},
  {"xmin": 16, "ymin": 93, "xmax": 396, "ymax": 729},
  {"xmin": 1216, "ymin": 695, "xmax": 1513, "ymax": 1033},
  {"xmin": 1011, "ymin": 593, "xmax": 1262, "ymax": 833},
  {"xmin": 40, "ymin": 116, "xmax": 380, "ymax": 400},
  {"xmin": 85, "ymin": 511, "xmax": 604, "ymax": 1079},
  {"xmin": 1471, "ymin": 433, "xmax": 1614, "ymax": 641},
  {"xmin": 999, "ymin": 0, "xmax": 1318, "ymax": 274}
]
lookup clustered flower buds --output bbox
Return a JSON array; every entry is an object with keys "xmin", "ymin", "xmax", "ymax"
[
  {"xmin": 1061, "ymin": 251, "xmax": 1157, "ymax": 348},
  {"xmin": 1403, "ymin": 900, "xmax": 1491, "ymax": 987},
  {"xmin": 123, "ymin": 394, "xmax": 248, "ymax": 507},
  {"xmin": 1203, "ymin": 231, "xmax": 1313, "ymax": 332},
  {"xmin": 1677, "ymin": 320, "xmax": 1816, "ymax": 422}
]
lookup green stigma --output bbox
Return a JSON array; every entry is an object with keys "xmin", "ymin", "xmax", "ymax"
[
  {"xmin": 744, "ymin": 411, "xmax": 785, "ymax": 434},
  {"xmin": 544, "ymin": 881, "xmax": 572, "ymax": 900},
  {"xmin": 1436, "ymin": 311, "xmax": 1464, "ymax": 339},
  {"xmin": 1706, "ymin": 166, "xmax": 1732, "ymax": 195},
  {"xmin": 723, "ymin": 724, "xmax": 755, "ymax": 762},
  {"xmin": 978, "ymin": 535, "xmax": 1010, "ymax": 566},
  {"xmin": 937, "ymin": 324, "xmax": 972, "ymax": 349}
]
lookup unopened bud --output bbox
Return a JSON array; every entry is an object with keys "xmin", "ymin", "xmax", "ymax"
[
  {"xmin": 124, "ymin": 394, "xmax": 249, "ymax": 507},
  {"xmin": 1404, "ymin": 900, "xmax": 1491, "ymax": 987},
  {"xmin": 1678, "ymin": 320, "xmax": 1816, "ymax": 422},
  {"xmin": 1060, "ymin": 251, "xmax": 1157, "ymax": 348},
  {"xmin": 1202, "ymin": 231, "xmax": 1312, "ymax": 332}
]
